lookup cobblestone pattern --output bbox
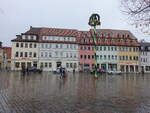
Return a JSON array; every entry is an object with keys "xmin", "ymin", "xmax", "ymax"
[{"xmin": 0, "ymin": 71, "xmax": 150, "ymax": 113}]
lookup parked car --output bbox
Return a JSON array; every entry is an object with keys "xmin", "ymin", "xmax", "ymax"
[
  {"xmin": 28, "ymin": 67, "xmax": 42, "ymax": 73},
  {"xmin": 107, "ymin": 70, "xmax": 122, "ymax": 75}
]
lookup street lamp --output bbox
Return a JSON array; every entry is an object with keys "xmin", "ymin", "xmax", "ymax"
[{"xmin": 88, "ymin": 13, "xmax": 101, "ymax": 78}]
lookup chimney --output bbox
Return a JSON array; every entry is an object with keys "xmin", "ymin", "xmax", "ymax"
[
  {"xmin": 30, "ymin": 26, "xmax": 33, "ymax": 29},
  {"xmin": 0, "ymin": 42, "xmax": 2, "ymax": 48}
]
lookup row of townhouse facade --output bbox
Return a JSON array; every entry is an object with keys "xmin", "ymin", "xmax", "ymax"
[
  {"xmin": 10, "ymin": 26, "xmax": 149, "ymax": 73},
  {"xmin": 0, "ymin": 42, "xmax": 12, "ymax": 70},
  {"xmin": 78, "ymin": 30, "xmax": 139, "ymax": 73}
]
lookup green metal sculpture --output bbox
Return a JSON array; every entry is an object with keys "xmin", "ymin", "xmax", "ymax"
[{"xmin": 89, "ymin": 13, "xmax": 101, "ymax": 78}]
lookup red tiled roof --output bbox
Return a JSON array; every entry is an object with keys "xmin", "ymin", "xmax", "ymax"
[
  {"xmin": 11, "ymin": 27, "xmax": 139, "ymax": 46},
  {"xmin": 25, "ymin": 27, "xmax": 78, "ymax": 37},
  {"xmin": 90, "ymin": 29, "xmax": 136, "ymax": 39}
]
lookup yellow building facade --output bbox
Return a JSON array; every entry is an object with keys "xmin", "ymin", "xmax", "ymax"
[{"xmin": 119, "ymin": 46, "xmax": 140, "ymax": 73}]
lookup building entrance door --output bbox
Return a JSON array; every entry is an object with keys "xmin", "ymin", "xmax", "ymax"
[
  {"xmin": 56, "ymin": 62, "xmax": 62, "ymax": 68},
  {"xmin": 101, "ymin": 64, "xmax": 107, "ymax": 71},
  {"xmin": 33, "ymin": 61, "xmax": 37, "ymax": 68}
]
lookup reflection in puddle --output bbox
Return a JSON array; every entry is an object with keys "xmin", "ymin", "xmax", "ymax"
[{"xmin": 0, "ymin": 72, "xmax": 150, "ymax": 113}]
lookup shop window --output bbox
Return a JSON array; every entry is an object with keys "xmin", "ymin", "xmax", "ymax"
[{"xmin": 15, "ymin": 62, "xmax": 20, "ymax": 68}]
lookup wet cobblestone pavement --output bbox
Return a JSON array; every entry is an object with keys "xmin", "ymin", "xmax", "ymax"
[{"xmin": 0, "ymin": 71, "xmax": 150, "ymax": 113}]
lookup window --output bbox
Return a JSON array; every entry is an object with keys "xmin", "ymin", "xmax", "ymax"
[
  {"xmin": 130, "ymin": 56, "xmax": 132, "ymax": 60},
  {"xmin": 55, "ymin": 52, "xmax": 58, "ymax": 56},
  {"xmin": 96, "ymin": 55, "xmax": 99, "ymax": 59},
  {"xmin": 136, "ymin": 56, "xmax": 139, "ymax": 61},
  {"xmin": 96, "ymin": 47, "xmax": 99, "ymax": 51},
  {"xmin": 70, "ymin": 63, "xmax": 73, "ymax": 68},
  {"xmin": 119, "ymin": 56, "xmax": 122, "ymax": 60},
  {"xmin": 45, "ymin": 62, "xmax": 48, "ymax": 68},
  {"xmin": 66, "ymin": 63, "xmax": 69, "ymax": 68},
  {"xmin": 74, "ymin": 63, "xmax": 77, "ymax": 68},
  {"xmin": 45, "ymin": 52, "xmax": 48, "ymax": 57},
  {"xmin": 60, "ymin": 44, "xmax": 62, "ymax": 48},
  {"xmin": 29, "ymin": 52, "xmax": 32, "ymax": 57},
  {"xmin": 146, "ymin": 66, "xmax": 150, "ymax": 71},
  {"xmin": 16, "ymin": 43, "xmax": 19, "ymax": 47},
  {"xmin": 15, "ymin": 62, "xmax": 20, "ymax": 68},
  {"xmin": 80, "ymin": 55, "xmax": 83, "ymax": 59},
  {"xmin": 70, "ymin": 53, "xmax": 72, "ymax": 58},
  {"xmin": 49, "ymin": 53, "xmax": 51, "ymax": 57},
  {"xmin": 41, "ymin": 44, "xmax": 44, "ymax": 48},
  {"xmin": 70, "ymin": 44, "xmax": 73, "ymax": 49},
  {"xmin": 123, "ymin": 56, "xmax": 125, "ymax": 60},
  {"xmin": 31, "ymin": 36, "xmax": 34, "ymax": 40},
  {"xmin": 104, "ymin": 46, "xmax": 106, "ymax": 51},
  {"xmin": 45, "ymin": 44, "xmax": 48, "ymax": 48},
  {"xmin": 20, "ymin": 52, "xmax": 23, "ymax": 57},
  {"xmin": 25, "ymin": 43, "xmax": 28, "ymax": 48},
  {"xmin": 15, "ymin": 52, "xmax": 19, "ymax": 57},
  {"xmin": 100, "ymin": 55, "xmax": 102, "ymax": 60},
  {"xmin": 25, "ymin": 52, "xmax": 28, "ymax": 57},
  {"xmin": 74, "ymin": 53, "xmax": 76, "ymax": 58},
  {"xmin": 29, "ymin": 43, "xmax": 32, "ymax": 48},
  {"xmin": 104, "ymin": 55, "xmax": 106, "ymax": 60},
  {"xmin": 88, "ymin": 47, "xmax": 91, "ymax": 50},
  {"xmin": 25, "ymin": 35, "xmax": 28, "ymax": 39},
  {"xmin": 115, "ymin": 55, "xmax": 117, "ymax": 60},
  {"xmin": 21, "ymin": 43, "xmax": 23, "ymax": 48},
  {"xmin": 33, "ymin": 53, "xmax": 36, "ymax": 57},
  {"xmin": 112, "ymin": 55, "xmax": 114, "ymax": 60},
  {"xmin": 108, "ymin": 47, "xmax": 110, "ymax": 51},
  {"xmin": 126, "ymin": 56, "xmax": 128, "ymax": 60},
  {"xmin": 108, "ymin": 55, "xmax": 110, "ymax": 60},
  {"xmin": 66, "ymin": 53, "xmax": 69, "ymax": 58},
  {"xmin": 34, "ymin": 44, "xmax": 37, "ymax": 48},
  {"xmin": 92, "ymin": 55, "xmax": 94, "ymax": 59},
  {"xmin": 88, "ymin": 55, "xmax": 90, "ymax": 59},
  {"xmin": 40, "ymin": 62, "xmax": 43, "ymax": 68},
  {"xmin": 84, "ymin": 55, "xmax": 87, "ymax": 59},
  {"xmin": 99, "ymin": 46, "xmax": 102, "ymax": 51},
  {"xmin": 49, "ymin": 44, "xmax": 51, "ymax": 48},
  {"xmin": 111, "ymin": 47, "xmax": 114, "ymax": 51},
  {"xmin": 41, "ymin": 52, "xmax": 43, "ymax": 57},
  {"xmin": 49, "ymin": 63, "xmax": 52, "ymax": 68}
]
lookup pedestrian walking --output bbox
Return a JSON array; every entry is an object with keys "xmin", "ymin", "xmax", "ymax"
[
  {"xmin": 22, "ymin": 66, "xmax": 26, "ymax": 76},
  {"xmin": 59, "ymin": 66, "xmax": 63, "ymax": 78},
  {"xmin": 26, "ymin": 67, "xmax": 29, "ymax": 75},
  {"xmin": 73, "ymin": 68, "xmax": 75, "ymax": 74}
]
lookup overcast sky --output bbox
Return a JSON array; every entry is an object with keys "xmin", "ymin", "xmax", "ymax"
[{"xmin": 0, "ymin": 0, "xmax": 149, "ymax": 46}]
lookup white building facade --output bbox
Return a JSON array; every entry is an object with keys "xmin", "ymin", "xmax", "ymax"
[
  {"xmin": 139, "ymin": 42, "xmax": 150, "ymax": 73},
  {"xmin": 39, "ymin": 36, "xmax": 79, "ymax": 72},
  {"xmin": 11, "ymin": 27, "xmax": 79, "ymax": 71},
  {"xmin": 11, "ymin": 34, "xmax": 39, "ymax": 70}
]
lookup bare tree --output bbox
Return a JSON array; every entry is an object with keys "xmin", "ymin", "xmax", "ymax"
[{"xmin": 121, "ymin": 0, "xmax": 150, "ymax": 34}]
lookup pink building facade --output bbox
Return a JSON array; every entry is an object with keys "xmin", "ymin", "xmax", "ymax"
[{"xmin": 78, "ymin": 31, "xmax": 95, "ymax": 72}]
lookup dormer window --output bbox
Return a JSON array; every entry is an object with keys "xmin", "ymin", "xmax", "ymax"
[
  {"xmin": 122, "ymin": 34, "xmax": 125, "ymax": 38},
  {"xmin": 25, "ymin": 35, "xmax": 28, "ymax": 39},
  {"xmin": 117, "ymin": 34, "xmax": 120, "ymax": 37},
  {"xmin": 31, "ymin": 36, "xmax": 34, "ymax": 40}
]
